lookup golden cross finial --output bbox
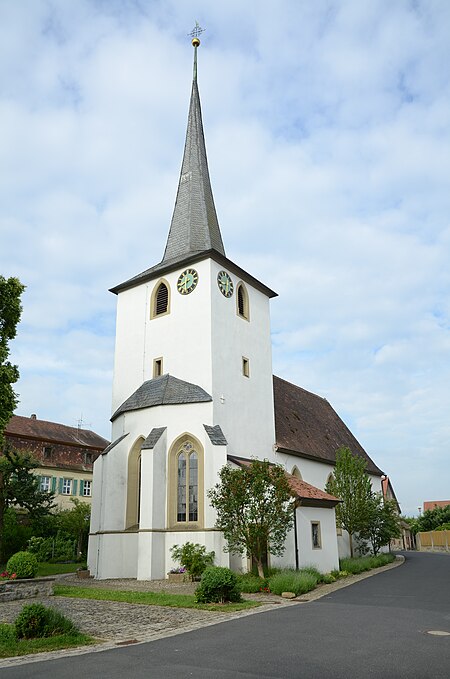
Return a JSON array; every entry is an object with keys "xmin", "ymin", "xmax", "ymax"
[{"xmin": 189, "ymin": 21, "xmax": 205, "ymax": 47}]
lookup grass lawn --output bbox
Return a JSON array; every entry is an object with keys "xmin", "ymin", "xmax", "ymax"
[
  {"xmin": 0, "ymin": 624, "xmax": 95, "ymax": 659},
  {"xmin": 54, "ymin": 585, "xmax": 260, "ymax": 612},
  {"xmin": 37, "ymin": 563, "xmax": 85, "ymax": 577}
]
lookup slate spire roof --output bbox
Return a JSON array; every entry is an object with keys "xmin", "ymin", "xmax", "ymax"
[{"xmin": 162, "ymin": 44, "xmax": 225, "ymax": 263}]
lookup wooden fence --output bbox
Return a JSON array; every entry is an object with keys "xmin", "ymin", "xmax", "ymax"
[{"xmin": 417, "ymin": 530, "xmax": 450, "ymax": 552}]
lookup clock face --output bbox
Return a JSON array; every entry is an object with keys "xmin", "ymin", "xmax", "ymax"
[
  {"xmin": 177, "ymin": 268, "xmax": 199, "ymax": 295},
  {"xmin": 217, "ymin": 270, "xmax": 233, "ymax": 298}
]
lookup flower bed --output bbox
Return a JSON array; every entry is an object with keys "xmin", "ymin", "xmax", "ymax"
[{"xmin": 0, "ymin": 576, "xmax": 55, "ymax": 602}]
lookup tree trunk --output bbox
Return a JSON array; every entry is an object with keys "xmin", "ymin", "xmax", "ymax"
[
  {"xmin": 256, "ymin": 558, "xmax": 265, "ymax": 579},
  {"xmin": 349, "ymin": 532, "xmax": 354, "ymax": 558}
]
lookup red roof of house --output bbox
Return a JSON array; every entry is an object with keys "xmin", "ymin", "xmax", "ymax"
[
  {"xmin": 227, "ymin": 455, "xmax": 340, "ymax": 508},
  {"xmin": 5, "ymin": 415, "xmax": 109, "ymax": 450},
  {"xmin": 423, "ymin": 500, "xmax": 450, "ymax": 512}
]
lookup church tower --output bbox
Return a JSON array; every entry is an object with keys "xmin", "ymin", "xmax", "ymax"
[{"xmin": 88, "ymin": 33, "xmax": 277, "ymax": 580}]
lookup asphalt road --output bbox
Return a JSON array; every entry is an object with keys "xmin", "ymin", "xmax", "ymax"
[{"xmin": 3, "ymin": 551, "xmax": 450, "ymax": 678}]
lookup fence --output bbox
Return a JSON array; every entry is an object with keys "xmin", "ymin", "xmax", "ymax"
[{"xmin": 417, "ymin": 530, "xmax": 450, "ymax": 553}]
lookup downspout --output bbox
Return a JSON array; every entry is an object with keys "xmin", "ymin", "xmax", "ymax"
[{"xmin": 294, "ymin": 500, "xmax": 300, "ymax": 570}]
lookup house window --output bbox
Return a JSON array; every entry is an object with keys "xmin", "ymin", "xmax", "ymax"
[
  {"xmin": 242, "ymin": 357, "xmax": 250, "ymax": 377},
  {"xmin": 62, "ymin": 478, "xmax": 72, "ymax": 495},
  {"xmin": 236, "ymin": 283, "xmax": 249, "ymax": 320},
  {"xmin": 43, "ymin": 446, "xmax": 53, "ymax": 460},
  {"xmin": 83, "ymin": 480, "xmax": 92, "ymax": 497},
  {"xmin": 153, "ymin": 357, "xmax": 163, "ymax": 378},
  {"xmin": 311, "ymin": 521, "xmax": 322, "ymax": 549},
  {"xmin": 169, "ymin": 435, "xmax": 204, "ymax": 528},
  {"xmin": 40, "ymin": 476, "xmax": 51, "ymax": 492},
  {"xmin": 151, "ymin": 280, "xmax": 170, "ymax": 318},
  {"xmin": 84, "ymin": 452, "xmax": 93, "ymax": 464}
]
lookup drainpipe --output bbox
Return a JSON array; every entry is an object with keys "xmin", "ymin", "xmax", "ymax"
[{"xmin": 293, "ymin": 500, "xmax": 300, "ymax": 570}]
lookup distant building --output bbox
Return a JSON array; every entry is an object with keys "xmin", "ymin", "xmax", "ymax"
[
  {"xmin": 4, "ymin": 414, "xmax": 109, "ymax": 509},
  {"xmin": 423, "ymin": 500, "xmax": 450, "ymax": 512}
]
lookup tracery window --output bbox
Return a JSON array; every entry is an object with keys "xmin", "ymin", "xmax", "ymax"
[
  {"xmin": 169, "ymin": 435, "xmax": 203, "ymax": 528},
  {"xmin": 177, "ymin": 442, "xmax": 198, "ymax": 522}
]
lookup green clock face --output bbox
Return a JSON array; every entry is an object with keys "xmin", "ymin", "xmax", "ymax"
[
  {"xmin": 217, "ymin": 270, "xmax": 233, "ymax": 298},
  {"xmin": 177, "ymin": 268, "xmax": 198, "ymax": 295}
]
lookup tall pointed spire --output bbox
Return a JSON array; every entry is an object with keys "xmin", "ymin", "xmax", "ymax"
[{"xmin": 162, "ymin": 30, "xmax": 225, "ymax": 263}]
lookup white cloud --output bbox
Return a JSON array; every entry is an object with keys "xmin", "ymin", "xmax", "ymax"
[{"xmin": 1, "ymin": 0, "xmax": 449, "ymax": 516}]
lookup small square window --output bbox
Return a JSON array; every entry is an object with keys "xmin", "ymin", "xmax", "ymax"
[
  {"xmin": 83, "ymin": 480, "xmax": 92, "ymax": 497},
  {"xmin": 84, "ymin": 452, "xmax": 93, "ymax": 464},
  {"xmin": 153, "ymin": 357, "xmax": 163, "ymax": 378},
  {"xmin": 242, "ymin": 357, "xmax": 250, "ymax": 378},
  {"xmin": 311, "ymin": 521, "xmax": 322, "ymax": 549},
  {"xmin": 62, "ymin": 478, "xmax": 72, "ymax": 495}
]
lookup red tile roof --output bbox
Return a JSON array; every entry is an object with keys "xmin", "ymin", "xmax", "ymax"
[
  {"xmin": 227, "ymin": 455, "xmax": 340, "ymax": 508},
  {"xmin": 423, "ymin": 500, "xmax": 450, "ymax": 512},
  {"xmin": 5, "ymin": 415, "xmax": 109, "ymax": 450},
  {"xmin": 273, "ymin": 376, "xmax": 383, "ymax": 476}
]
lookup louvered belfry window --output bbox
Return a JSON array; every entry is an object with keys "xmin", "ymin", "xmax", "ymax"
[{"xmin": 155, "ymin": 283, "xmax": 169, "ymax": 315}]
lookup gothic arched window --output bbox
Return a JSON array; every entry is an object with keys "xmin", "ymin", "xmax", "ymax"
[
  {"xmin": 125, "ymin": 437, "xmax": 144, "ymax": 529},
  {"xmin": 169, "ymin": 435, "xmax": 203, "ymax": 528}
]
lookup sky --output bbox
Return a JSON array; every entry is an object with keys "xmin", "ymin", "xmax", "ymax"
[{"xmin": 1, "ymin": 0, "xmax": 449, "ymax": 516}]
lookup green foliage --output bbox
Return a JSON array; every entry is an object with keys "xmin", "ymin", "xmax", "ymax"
[
  {"xmin": 268, "ymin": 569, "xmax": 318, "ymax": 596},
  {"xmin": 195, "ymin": 566, "xmax": 242, "ymax": 603},
  {"xmin": 0, "ymin": 276, "xmax": 25, "ymax": 449},
  {"xmin": 436, "ymin": 522, "xmax": 450, "ymax": 531},
  {"xmin": 57, "ymin": 499, "xmax": 91, "ymax": 557},
  {"xmin": 0, "ymin": 624, "xmax": 15, "ymax": 643},
  {"xmin": 208, "ymin": 459, "xmax": 295, "ymax": 578},
  {"xmin": 415, "ymin": 504, "xmax": 450, "ymax": 533},
  {"xmin": 236, "ymin": 572, "xmax": 270, "ymax": 593},
  {"xmin": 28, "ymin": 532, "xmax": 76, "ymax": 563},
  {"xmin": 14, "ymin": 604, "xmax": 78, "ymax": 639},
  {"xmin": 326, "ymin": 447, "xmax": 373, "ymax": 557},
  {"xmin": 1, "ymin": 508, "xmax": 33, "ymax": 561},
  {"xmin": 6, "ymin": 551, "xmax": 38, "ymax": 579},
  {"xmin": 170, "ymin": 542, "xmax": 214, "ymax": 578},
  {"xmin": 0, "ymin": 448, "xmax": 55, "ymax": 561},
  {"xmin": 358, "ymin": 493, "xmax": 401, "ymax": 555},
  {"xmin": 339, "ymin": 553, "xmax": 395, "ymax": 574}
]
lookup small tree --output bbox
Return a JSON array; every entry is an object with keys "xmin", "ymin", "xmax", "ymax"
[
  {"xmin": 0, "ymin": 276, "xmax": 25, "ymax": 449},
  {"xmin": 208, "ymin": 459, "xmax": 295, "ymax": 578},
  {"xmin": 0, "ymin": 448, "xmax": 55, "ymax": 561},
  {"xmin": 326, "ymin": 447, "xmax": 373, "ymax": 557},
  {"xmin": 58, "ymin": 498, "xmax": 91, "ymax": 558},
  {"xmin": 359, "ymin": 493, "xmax": 401, "ymax": 556}
]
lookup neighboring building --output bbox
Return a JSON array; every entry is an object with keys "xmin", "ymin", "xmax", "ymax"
[
  {"xmin": 88, "ymin": 39, "xmax": 388, "ymax": 580},
  {"xmin": 382, "ymin": 476, "xmax": 414, "ymax": 550},
  {"xmin": 423, "ymin": 500, "xmax": 450, "ymax": 512},
  {"xmin": 4, "ymin": 414, "xmax": 109, "ymax": 509}
]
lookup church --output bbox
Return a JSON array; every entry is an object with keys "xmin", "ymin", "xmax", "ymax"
[{"xmin": 88, "ymin": 36, "xmax": 385, "ymax": 580}]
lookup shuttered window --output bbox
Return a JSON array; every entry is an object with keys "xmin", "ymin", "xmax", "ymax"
[{"xmin": 155, "ymin": 283, "xmax": 169, "ymax": 315}]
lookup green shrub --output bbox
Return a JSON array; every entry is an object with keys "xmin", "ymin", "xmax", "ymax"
[
  {"xmin": 300, "ymin": 566, "xmax": 323, "ymax": 582},
  {"xmin": 321, "ymin": 573, "xmax": 336, "ymax": 584},
  {"xmin": 170, "ymin": 542, "xmax": 215, "ymax": 578},
  {"xmin": 339, "ymin": 553, "xmax": 395, "ymax": 575},
  {"xmin": 195, "ymin": 566, "xmax": 242, "ymax": 603},
  {"xmin": 236, "ymin": 573, "xmax": 269, "ymax": 593},
  {"xmin": 15, "ymin": 604, "xmax": 78, "ymax": 639},
  {"xmin": 268, "ymin": 569, "xmax": 318, "ymax": 596},
  {"xmin": 6, "ymin": 551, "xmax": 38, "ymax": 579},
  {"xmin": 27, "ymin": 532, "xmax": 76, "ymax": 563},
  {"xmin": 0, "ymin": 624, "xmax": 16, "ymax": 642}
]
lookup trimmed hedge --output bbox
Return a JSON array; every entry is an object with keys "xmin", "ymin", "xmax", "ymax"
[
  {"xmin": 6, "ymin": 552, "xmax": 38, "ymax": 580},
  {"xmin": 195, "ymin": 566, "xmax": 242, "ymax": 603}
]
